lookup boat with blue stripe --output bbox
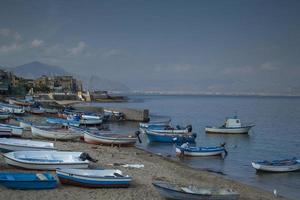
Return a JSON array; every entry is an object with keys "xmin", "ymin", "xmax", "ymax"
[
  {"xmin": 175, "ymin": 143, "xmax": 227, "ymax": 156},
  {"xmin": 56, "ymin": 168, "xmax": 132, "ymax": 188},
  {"xmin": 46, "ymin": 117, "xmax": 80, "ymax": 127},
  {"xmin": 252, "ymin": 158, "xmax": 300, "ymax": 172},
  {"xmin": 0, "ymin": 172, "xmax": 57, "ymax": 190}
]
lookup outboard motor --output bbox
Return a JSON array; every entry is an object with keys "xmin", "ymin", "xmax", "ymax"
[
  {"xmin": 186, "ymin": 125, "xmax": 193, "ymax": 132},
  {"xmin": 135, "ymin": 131, "xmax": 142, "ymax": 143},
  {"xmin": 79, "ymin": 152, "xmax": 98, "ymax": 163}
]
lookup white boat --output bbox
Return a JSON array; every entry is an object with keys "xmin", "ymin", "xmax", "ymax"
[
  {"xmin": 0, "ymin": 111, "xmax": 10, "ymax": 120},
  {"xmin": 3, "ymin": 151, "xmax": 90, "ymax": 170},
  {"xmin": 31, "ymin": 126, "xmax": 81, "ymax": 140},
  {"xmin": 205, "ymin": 116, "xmax": 254, "ymax": 134},
  {"xmin": 0, "ymin": 103, "xmax": 25, "ymax": 114},
  {"xmin": 8, "ymin": 98, "xmax": 34, "ymax": 106},
  {"xmin": 56, "ymin": 168, "xmax": 132, "ymax": 188},
  {"xmin": 68, "ymin": 114, "xmax": 103, "ymax": 125},
  {"xmin": 19, "ymin": 121, "xmax": 32, "ymax": 130},
  {"xmin": 0, "ymin": 123, "xmax": 23, "ymax": 136},
  {"xmin": 175, "ymin": 144, "xmax": 226, "ymax": 157},
  {"xmin": 0, "ymin": 138, "xmax": 56, "ymax": 152},
  {"xmin": 252, "ymin": 158, "xmax": 300, "ymax": 172}
]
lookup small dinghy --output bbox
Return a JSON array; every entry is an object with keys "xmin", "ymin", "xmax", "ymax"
[
  {"xmin": 205, "ymin": 116, "xmax": 254, "ymax": 134},
  {"xmin": 0, "ymin": 172, "xmax": 57, "ymax": 190},
  {"xmin": 145, "ymin": 130, "xmax": 196, "ymax": 143},
  {"xmin": 31, "ymin": 126, "xmax": 81, "ymax": 140},
  {"xmin": 252, "ymin": 158, "xmax": 300, "ymax": 172},
  {"xmin": 0, "ymin": 138, "xmax": 56, "ymax": 152},
  {"xmin": 3, "ymin": 151, "xmax": 92, "ymax": 170},
  {"xmin": 84, "ymin": 130, "xmax": 140, "ymax": 146},
  {"xmin": 152, "ymin": 181, "xmax": 240, "ymax": 200},
  {"xmin": 0, "ymin": 123, "xmax": 23, "ymax": 137},
  {"xmin": 56, "ymin": 168, "xmax": 132, "ymax": 188},
  {"xmin": 176, "ymin": 143, "xmax": 227, "ymax": 157}
]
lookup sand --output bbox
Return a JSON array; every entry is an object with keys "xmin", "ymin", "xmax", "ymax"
[{"xmin": 0, "ymin": 129, "xmax": 289, "ymax": 200}]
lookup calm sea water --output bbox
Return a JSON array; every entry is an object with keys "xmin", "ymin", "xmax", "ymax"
[{"xmin": 86, "ymin": 95, "xmax": 300, "ymax": 200}]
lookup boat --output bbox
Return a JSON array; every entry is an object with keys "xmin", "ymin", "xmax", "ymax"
[
  {"xmin": 8, "ymin": 98, "xmax": 34, "ymax": 107},
  {"xmin": 0, "ymin": 103, "xmax": 25, "ymax": 114},
  {"xmin": 0, "ymin": 138, "xmax": 56, "ymax": 152},
  {"xmin": 0, "ymin": 123, "xmax": 23, "ymax": 136},
  {"xmin": 0, "ymin": 172, "xmax": 57, "ymax": 189},
  {"xmin": 46, "ymin": 117, "xmax": 80, "ymax": 127},
  {"xmin": 205, "ymin": 116, "xmax": 254, "ymax": 134},
  {"xmin": 68, "ymin": 114, "xmax": 103, "ymax": 125},
  {"xmin": 139, "ymin": 119, "xmax": 171, "ymax": 129},
  {"xmin": 175, "ymin": 143, "xmax": 226, "ymax": 156},
  {"xmin": 31, "ymin": 126, "xmax": 82, "ymax": 140},
  {"xmin": 25, "ymin": 106, "xmax": 45, "ymax": 115},
  {"xmin": 56, "ymin": 168, "xmax": 132, "ymax": 188},
  {"xmin": 145, "ymin": 130, "xmax": 196, "ymax": 143},
  {"xmin": 19, "ymin": 120, "xmax": 33, "ymax": 130},
  {"xmin": 42, "ymin": 107, "xmax": 59, "ymax": 114},
  {"xmin": 0, "ymin": 111, "xmax": 11, "ymax": 120},
  {"xmin": 152, "ymin": 181, "xmax": 240, "ymax": 200},
  {"xmin": 3, "ymin": 151, "xmax": 90, "ymax": 170},
  {"xmin": 84, "ymin": 130, "xmax": 140, "ymax": 146},
  {"xmin": 147, "ymin": 124, "xmax": 192, "ymax": 134},
  {"xmin": 252, "ymin": 158, "xmax": 300, "ymax": 172}
]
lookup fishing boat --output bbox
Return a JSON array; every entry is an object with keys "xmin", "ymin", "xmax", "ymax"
[
  {"xmin": 175, "ymin": 143, "xmax": 226, "ymax": 156},
  {"xmin": 0, "ymin": 103, "xmax": 25, "ymax": 114},
  {"xmin": 84, "ymin": 130, "xmax": 140, "ymax": 146},
  {"xmin": 252, "ymin": 158, "xmax": 300, "ymax": 172},
  {"xmin": 3, "ymin": 151, "xmax": 91, "ymax": 170},
  {"xmin": 205, "ymin": 116, "xmax": 254, "ymax": 134},
  {"xmin": 0, "ymin": 111, "xmax": 10, "ymax": 120},
  {"xmin": 56, "ymin": 168, "xmax": 132, "ymax": 188},
  {"xmin": 8, "ymin": 98, "xmax": 34, "ymax": 107},
  {"xmin": 145, "ymin": 130, "xmax": 196, "ymax": 143},
  {"xmin": 31, "ymin": 126, "xmax": 82, "ymax": 140},
  {"xmin": 0, "ymin": 172, "xmax": 57, "ymax": 189},
  {"xmin": 46, "ymin": 117, "xmax": 80, "ymax": 127},
  {"xmin": 148, "ymin": 124, "xmax": 192, "ymax": 134},
  {"xmin": 152, "ymin": 181, "xmax": 240, "ymax": 200},
  {"xmin": 0, "ymin": 138, "xmax": 56, "ymax": 152},
  {"xmin": 0, "ymin": 123, "xmax": 23, "ymax": 136}
]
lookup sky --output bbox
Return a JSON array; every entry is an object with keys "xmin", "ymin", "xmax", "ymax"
[{"xmin": 0, "ymin": 0, "xmax": 300, "ymax": 94}]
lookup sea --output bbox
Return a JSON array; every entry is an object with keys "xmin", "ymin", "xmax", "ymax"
[{"xmin": 85, "ymin": 94, "xmax": 300, "ymax": 200}]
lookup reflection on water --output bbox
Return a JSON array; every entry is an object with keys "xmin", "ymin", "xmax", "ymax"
[{"xmin": 89, "ymin": 95, "xmax": 300, "ymax": 200}]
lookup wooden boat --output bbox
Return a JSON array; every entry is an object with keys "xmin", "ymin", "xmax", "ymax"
[
  {"xmin": 175, "ymin": 143, "xmax": 226, "ymax": 156},
  {"xmin": 0, "ymin": 123, "xmax": 23, "ymax": 136},
  {"xmin": 152, "ymin": 181, "xmax": 240, "ymax": 200},
  {"xmin": 145, "ymin": 130, "xmax": 196, "ymax": 143},
  {"xmin": 84, "ymin": 130, "xmax": 139, "ymax": 146},
  {"xmin": 8, "ymin": 98, "xmax": 34, "ymax": 107},
  {"xmin": 0, "ymin": 103, "xmax": 25, "ymax": 114},
  {"xmin": 56, "ymin": 168, "xmax": 132, "ymax": 188},
  {"xmin": 0, "ymin": 172, "xmax": 57, "ymax": 190},
  {"xmin": 0, "ymin": 111, "xmax": 10, "ymax": 120},
  {"xmin": 0, "ymin": 138, "xmax": 56, "ymax": 152},
  {"xmin": 46, "ymin": 117, "xmax": 80, "ymax": 127},
  {"xmin": 31, "ymin": 126, "xmax": 81, "ymax": 140},
  {"xmin": 3, "ymin": 151, "xmax": 90, "ymax": 170},
  {"xmin": 205, "ymin": 116, "xmax": 254, "ymax": 134},
  {"xmin": 252, "ymin": 158, "xmax": 300, "ymax": 172}
]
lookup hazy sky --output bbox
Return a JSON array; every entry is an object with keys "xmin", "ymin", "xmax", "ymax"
[{"xmin": 0, "ymin": 0, "xmax": 299, "ymax": 94}]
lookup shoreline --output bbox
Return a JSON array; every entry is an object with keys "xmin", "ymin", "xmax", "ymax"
[{"xmin": 0, "ymin": 131, "xmax": 289, "ymax": 200}]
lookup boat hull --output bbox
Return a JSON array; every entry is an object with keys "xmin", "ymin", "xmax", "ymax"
[
  {"xmin": 252, "ymin": 162, "xmax": 300, "ymax": 172},
  {"xmin": 84, "ymin": 132, "xmax": 136, "ymax": 146},
  {"xmin": 0, "ymin": 138, "xmax": 55, "ymax": 152},
  {"xmin": 146, "ymin": 130, "xmax": 196, "ymax": 143},
  {"xmin": 205, "ymin": 126, "xmax": 252, "ymax": 134},
  {"xmin": 31, "ymin": 126, "xmax": 81, "ymax": 140},
  {"xmin": 175, "ymin": 147, "xmax": 224, "ymax": 156},
  {"xmin": 0, "ymin": 124, "xmax": 23, "ymax": 136}
]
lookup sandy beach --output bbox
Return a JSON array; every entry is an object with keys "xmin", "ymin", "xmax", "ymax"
[{"xmin": 0, "ymin": 129, "xmax": 289, "ymax": 200}]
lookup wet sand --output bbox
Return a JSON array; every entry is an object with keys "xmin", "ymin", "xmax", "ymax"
[{"xmin": 0, "ymin": 129, "xmax": 289, "ymax": 200}]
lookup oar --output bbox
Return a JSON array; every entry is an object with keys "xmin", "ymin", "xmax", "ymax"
[
  {"xmin": 220, "ymin": 142, "xmax": 228, "ymax": 157},
  {"xmin": 135, "ymin": 131, "xmax": 142, "ymax": 143}
]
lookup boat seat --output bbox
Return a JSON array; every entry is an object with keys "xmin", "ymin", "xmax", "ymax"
[{"xmin": 36, "ymin": 173, "xmax": 48, "ymax": 180}]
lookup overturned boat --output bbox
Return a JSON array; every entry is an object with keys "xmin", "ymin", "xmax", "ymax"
[
  {"xmin": 205, "ymin": 116, "xmax": 254, "ymax": 134},
  {"xmin": 3, "ymin": 151, "xmax": 91, "ymax": 170},
  {"xmin": 0, "ymin": 138, "xmax": 56, "ymax": 152}
]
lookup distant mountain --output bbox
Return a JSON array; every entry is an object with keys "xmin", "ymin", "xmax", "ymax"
[
  {"xmin": 5, "ymin": 61, "xmax": 130, "ymax": 91},
  {"xmin": 9, "ymin": 61, "xmax": 69, "ymax": 79}
]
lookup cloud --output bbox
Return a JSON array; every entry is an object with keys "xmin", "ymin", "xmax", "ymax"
[
  {"xmin": 260, "ymin": 62, "xmax": 278, "ymax": 71},
  {"xmin": 0, "ymin": 28, "xmax": 23, "ymax": 53},
  {"xmin": 222, "ymin": 66, "xmax": 254, "ymax": 75},
  {"xmin": 0, "ymin": 43, "xmax": 22, "ymax": 53},
  {"xmin": 0, "ymin": 28, "xmax": 22, "ymax": 41},
  {"xmin": 31, "ymin": 39, "xmax": 44, "ymax": 48},
  {"xmin": 68, "ymin": 41, "xmax": 86, "ymax": 56},
  {"xmin": 154, "ymin": 63, "xmax": 193, "ymax": 73},
  {"xmin": 102, "ymin": 49, "xmax": 121, "ymax": 58}
]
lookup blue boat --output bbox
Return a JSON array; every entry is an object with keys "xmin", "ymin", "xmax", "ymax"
[
  {"xmin": 0, "ymin": 172, "xmax": 57, "ymax": 190},
  {"xmin": 145, "ymin": 130, "xmax": 196, "ymax": 143},
  {"xmin": 175, "ymin": 143, "xmax": 226, "ymax": 156},
  {"xmin": 46, "ymin": 117, "xmax": 80, "ymax": 127}
]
